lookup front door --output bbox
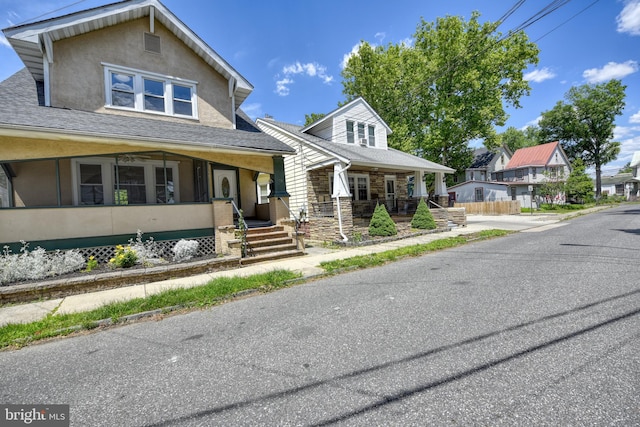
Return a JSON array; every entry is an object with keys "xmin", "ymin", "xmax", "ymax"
[
  {"xmin": 385, "ymin": 176, "xmax": 397, "ymax": 210},
  {"xmin": 213, "ymin": 169, "xmax": 238, "ymax": 206}
]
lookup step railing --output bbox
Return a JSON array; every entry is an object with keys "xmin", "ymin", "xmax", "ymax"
[
  {"xmin": 278, "ymin": 197, "xmax": 301, "ymax": 250},
  {"xmin": 230, "ymin": 200, "xmax": 253, "ymax": 258}
]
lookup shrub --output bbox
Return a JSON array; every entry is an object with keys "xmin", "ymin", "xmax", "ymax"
[
  {"xmin": 129, "ymin": 230, "xmax": 164, "ymax": 265},
  {"xmin": 411, "ymin": 198, "xmax": 437, "ymax": 230},
  {"xmin": 0, "ymin": 242, "xmax": 85, "ymax": 285},
  {"xmin": 109, "ymin": 245, "xmax": 138, "ymax": 269},
  {"xmin": 172, "ymin": 239, "xmax": 199, "ymax": 262},
  {"xmin": 368, "ymin": 203, "xmax": 397, "ymax": 237}
]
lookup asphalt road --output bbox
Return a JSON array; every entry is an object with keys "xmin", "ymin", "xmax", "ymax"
[{"xmin": 1, "ymin": 205, "xmax": 638, "ymax": 426}]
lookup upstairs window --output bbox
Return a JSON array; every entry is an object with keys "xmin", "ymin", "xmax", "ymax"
[
  {"xmin": 357, "ymin": 123, "xmax": 365, "ymax": 143},
  {"xmin": 346, "ymin": 121, "xmax": 355, "ymax": 144},
  {"xmin": 368, "ymin": 125, "xmax": 375, "ymax": 146},
  {"xmin": 104, "ymin": 64, "xmax": 197, "ymax": 119}
]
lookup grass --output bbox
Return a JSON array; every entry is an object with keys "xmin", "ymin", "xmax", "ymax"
[
  {"xmin": 319, "ymin": 229, "xmax": 511, "ymax": 274},
  {"xmin": 0, "ymin": 269, "xmax": 299, "ymax": 350},
  {"xmin": 1, "ymin": 229, "xmax": 513, "ymax": 350}
]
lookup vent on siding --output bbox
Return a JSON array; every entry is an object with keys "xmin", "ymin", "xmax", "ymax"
[{"xmin": 144, "ymin": 33, "xmax": 161, "ymax": 54}]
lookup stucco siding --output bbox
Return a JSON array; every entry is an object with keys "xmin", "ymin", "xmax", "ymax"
[{"xmin": 50, "ymin": 18, "xmax": 233, "ymax": 128}]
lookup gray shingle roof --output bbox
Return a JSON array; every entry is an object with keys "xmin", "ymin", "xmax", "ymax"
[
  {"xmin": 261, "ymin": 119, "xmax": 454, "ymax": 173},
  {"xmin": 0, "ymin": 69, "xmax": 295, "ymax": 156}
]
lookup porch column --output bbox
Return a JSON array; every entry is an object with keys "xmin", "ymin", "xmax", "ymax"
[
  {"xmin": 269, "ymin": 155, "xmax": 289, "ymax": 197},
  {"xmin": 413, "ymin": 171, "xmax": 427, "ymax": 198},
  {"xmin": 434, "ymin": 171, "xmax": 449, "ymax": 207},
  {"xmin": 332, "ymin": 162, "xmax": 350, "ymax": 197}
]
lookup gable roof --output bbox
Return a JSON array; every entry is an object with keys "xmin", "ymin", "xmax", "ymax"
[
  {"xmin": 469, "ymin": 148, "xmax": 495, "ymax": 169},
  {"xmin": 2, "ymin": 0, "xmax": 253, "ymax": 106},
  {"xmin": 258, "ymin": 118, "xmax": 454, "ymax": 174},
  {"xmin": 0, "ymin": 68, "xmax": 293, "ymax": 156},
  {"xmin": 505, "ymin": 141, "xmax": 561, "ymax": 169},
  {"xmin": 300, "ymin": 97, "xmax": 393, "ymax": 135}
]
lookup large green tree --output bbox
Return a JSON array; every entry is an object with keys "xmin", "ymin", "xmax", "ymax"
[
  {"xmin": 538, "ymin": 80, "xmax": 626, "ymax": 198},
  {"xmin": 499, "ymin": 126, "xmax": 541, "ymax": 153},
  {"xmin": 565, "ymin": 158, "xmax": 594, "ymax": 204},
  {"xmin": 341, "ymin": 12, "xmax": 539, "ymax": 180}
]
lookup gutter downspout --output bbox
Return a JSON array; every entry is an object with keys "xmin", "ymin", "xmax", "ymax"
[{"xmin": 334, "ymin": 162, "xmax": 351, "ymax": 242}]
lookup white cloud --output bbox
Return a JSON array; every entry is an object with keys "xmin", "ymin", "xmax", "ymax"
[
  {"xmin": 275, "ymin": 77, "xmax": 294, "ymax": 97},
  {"xmin": 629, "ymin": 110, "xmax": 640, "ymax": 124},
  {"xmin": 341, "ymin": 42, "xmax": 365, "ymax": 69},
  {"xmin": 0, "ymin": 35, "xmax": 10, "ymax": 48},
  {"xmin": 583, "ymin": 60, "xmax": 639, "ymax": 83},
  {"xmin": 375, "ymin": 32, "xmax": 386, "ymax": 43},
  {"xmin": 524, "ymin": 68, "xmax": 556, "ymax": 83},
  {"xmin": 521, "ymin": 116, "xmax": 542, "ymax": 130},
  {"xmin": 275, "ymin": 61, "xmax": 333, "ymax": 96},
  {"xmin": 617, "ymin": 0, "xmax": 640, "ymax": 35}
]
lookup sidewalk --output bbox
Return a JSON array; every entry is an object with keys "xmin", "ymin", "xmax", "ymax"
[{"xmin": 0, "ymin": 209, "xmax": 601, "ymax": 327}]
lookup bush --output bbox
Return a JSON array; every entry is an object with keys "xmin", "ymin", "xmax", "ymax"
[
  {"xmin": 0, "ymin": 242, "xmax": 85, "ymax": 285},
  {"xmin": 172, "ymin": 239, "xmax": 199, "ymax": 262},
  {"xmin": 368, "ymin": 203, "xmax": 397, "ymax": 237},
  {"xmin": 109, "ymin": 245, "xmax": 138, "ymax": 268},
  {"xmin": 411, "ymin": 198, "xmax": 437, "ymax": 230}
]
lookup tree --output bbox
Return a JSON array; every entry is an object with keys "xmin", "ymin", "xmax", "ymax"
[
  {"xmin": 411, "ymin": 198, "xmax": 437, "ymax": 230},
  {"xmin": 565, "ymin": 158, "xmax": 594, "ymax": 204},
  {"xmin": 304, "ymin": 113, "xmax": 326, "ymax": 127},
  {"xmin": 341, "ymin": 12, "xmax": 539, "ymax": 180},
  {"xmin": 538, "ymin": 80, "xmax": 626, "ymax": 199},
  {"xmin": 499, "ymin": 126, "xmax": 541, "ymax": 153},
  {"xmin": 538, "ymin": 168, "xmax": 566, "ymax": 206},
  {"xmin": 369, "ymin": 203, "xmax": 397, "ymax": 237},
  {"xmin": 618, "ymin": 162, "xmax": 632, "ymax": 174}
]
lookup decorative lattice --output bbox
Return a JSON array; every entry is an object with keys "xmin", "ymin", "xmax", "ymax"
[{"xmin": 79, "ymin": 236, "xmax": 216, "ymax": 263}]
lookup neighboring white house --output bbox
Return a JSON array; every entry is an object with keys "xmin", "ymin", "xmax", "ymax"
[
  {"xmin": 256, "ymin": 97, "xmax": 457, "ymax": 241},
  {"xmin": 465, "ymin": 146, "xmax": 512, "ymax": 182}
]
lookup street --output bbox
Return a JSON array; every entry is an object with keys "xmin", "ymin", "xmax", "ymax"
[{"xmin": 1, "ymin": 205, "xmax": 638, "ymax": 426}]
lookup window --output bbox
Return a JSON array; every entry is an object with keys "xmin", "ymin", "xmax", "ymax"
[
  {"xmin": 347, "ymin": 174, "xmax": 370, "ymax": 201},
  {"xmin": 516, "ymin": 169, "xmax": 524, "ymax": 179},
  {"xmin": 79, "ymin": 163, "xmax": 105, "ymax": 205},
  {"xmin": 475, "ymin": 187, "xmax": 484, "ymax": 202},
  {"xmin": 72, "ymin": 157, "xmax": 179, "ymax": 206},
  {"xmin": 346, "ymin": 121, "xmax": 355, "ymax": 144},
  {"xmin": 104, "ymin": 64, "xmax": 197, "ymax": 118},
  {"xmin": 532, "ymin": 168, "xmax": 537, "ymax": 179},
  {"xmin": 357, "ymin": 123, "xmax": 365, "ymax": 142},
  {"xmin": 368, "ymin": 125, "xmax": 375, "ymax": 146}
]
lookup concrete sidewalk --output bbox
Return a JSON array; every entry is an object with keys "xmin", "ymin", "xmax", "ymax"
[{"xmin": 0, "ymin": 210, "xmax": 598, "ymax": 327}]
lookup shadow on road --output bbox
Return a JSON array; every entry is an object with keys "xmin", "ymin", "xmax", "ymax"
[{"xmin": 144, "ymin": 289, "xmax": 640, "ymax": 427}]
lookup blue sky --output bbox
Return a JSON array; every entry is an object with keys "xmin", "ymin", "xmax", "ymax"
[{"xmin": 1, "ymin": 0, "xmax": 639, "ymax": 174}]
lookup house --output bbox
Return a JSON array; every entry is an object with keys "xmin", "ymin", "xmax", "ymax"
[
  {"xmin": 630, "ymin": 151, "xmax": 640, "ymax": 201},
  {"xmin": 464, "ymin": 146, "xmax": 512, "ymax": 183},
  {"xmin": 448, "ymin": 181, "xmax": 512, "ymax": 203},
  {"xmin": 0, "ymin": 0, "xmax": 299, "ymax": 260},
  {"xmin": 256, "ymin": 97, "xmax": 461, "ymax": 241},
  {"xmin": 498, "ymin": 141, "xmax": 571, "ymax": 207},
  {"xmin": 600, "ymin": 173, "xmax": 637, "ymax": 200}
]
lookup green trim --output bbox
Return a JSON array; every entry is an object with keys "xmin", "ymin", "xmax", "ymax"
[{"xmin": 0, "ymin": 228, "xmax": 214, "ymax": 253}]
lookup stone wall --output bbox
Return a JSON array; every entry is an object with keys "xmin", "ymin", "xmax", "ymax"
[{"xmin": 308, "ymin": 198, "xmax": 354, "ymax": 241}]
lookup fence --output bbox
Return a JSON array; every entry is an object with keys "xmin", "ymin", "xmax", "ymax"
[{"xmin": 454, "ymin": 200, "xmax": 521, "ymax": 215}]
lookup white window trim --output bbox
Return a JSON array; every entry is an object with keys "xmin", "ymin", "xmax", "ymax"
[
  {"xmin": 71, "ymin": 157, "xmax": 180, "ymax": 206},
  {"xmin": 330, "ymin": 172, "xmax": 370, "ymax": 201},
  {"xmin": 103, "ymin": 63, "xmax": 198, "ymax": 120}
]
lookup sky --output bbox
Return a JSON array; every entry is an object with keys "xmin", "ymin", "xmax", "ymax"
[{"xmin": 0, "ymin": 0, "xmax": 639, "ymax": 175}]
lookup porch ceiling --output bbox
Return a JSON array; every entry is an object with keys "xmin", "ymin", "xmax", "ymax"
[{"xmin": 0, "ymin": 136, "xmax": 275, "ymax": 173}]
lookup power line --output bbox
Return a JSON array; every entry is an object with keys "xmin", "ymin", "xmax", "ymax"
[
  {"xmin": 534, "ymin": 0, "xmax": 602, "ymax": 42},
  {"xmin": 16, "ymin": 0, "xmax": 89, "ymax": 26}
]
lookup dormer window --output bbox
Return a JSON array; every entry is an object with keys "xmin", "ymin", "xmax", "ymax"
[
  {"xmin": 346, "ymin": 121, "xmax": 355, "ymax": 144},
  {"xmin": 368, "ymin": 125, "xmax": 375, "ymax": 147},
  {"xmin": 104, "ymin": 64, "xmax": 198, "ymax": 119},
  {"xmin": 357, "ymin": 123, "xmax": 365, "ymax": 142}
]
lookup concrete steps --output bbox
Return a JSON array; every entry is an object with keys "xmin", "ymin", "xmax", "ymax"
[{"xmin": 236, "ymin": 225, "xmax": 305, "ymax": 265}]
